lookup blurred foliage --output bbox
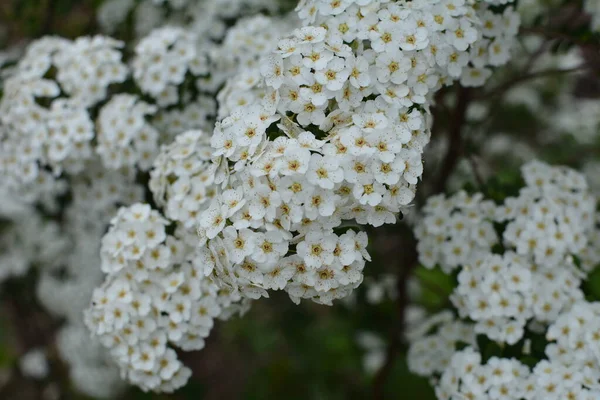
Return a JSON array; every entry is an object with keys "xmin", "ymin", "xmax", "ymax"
[{"xmin": 0, "ymin": 0, "xmax": 104, "ymax": 46}]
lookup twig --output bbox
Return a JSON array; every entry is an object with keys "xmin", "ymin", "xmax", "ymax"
[
  {"xmin": 468, "ymin": 155, "xmax": 485, "ymax": 189},
  {"xmin": 520, "ymin": 27, "xmax": 598, "ymax": 47},
  {"xmin": 433, "ymin": 86, "xmax": 471, "ymax": 194},
  {"xmin": 372, "ymin": 232, "xmax": 418, "ymax": 400},
  {"xmin": 41, "ymin": 0, "xmax": 57, "ymax": 36},
  {"xmin": 475, "ymin": 65, "xmax": 589, "ymax": 100}
]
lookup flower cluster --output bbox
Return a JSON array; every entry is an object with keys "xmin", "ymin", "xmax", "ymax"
[
  {"xmin": 149, "ymin": 129, "xmax": 216, "ymax": 230},
  {"xmin": 199, "ymin": 0, "xmax": 520, "ymax": 304},
  {"xmin": 38, "ymin": 230, "xmax": 126, "ymax": 399},
  {"xmin": 415, "ymin": 160, "xmax": 596, "ymax": 343},
  {"xmin": 215, "ymin": 14, "xmax": 296, "ymax": 119},
  {"xmin": 0, "ymin": 208, "xmax": 68, "ymax": 287},
  {"xmin": 435, "ymin": 347, "xmax": 535, "ymax": 399},
  {"xmin": 585, "ymin": 0, "xmax": 600, "ymax": 31},
  {"xmin": 96, "ymin": 94, "xmax": 160, "ymax": 170},
  {"xmin": 85, "ymin": 204, "xmax": 244, "ymax": 392},
  {"xmin": 415, "ymin": 190, "xmax": 498, "ymax": 272},
  {"xmin": 0, "ymin": 36, "xmax": 127, "ymax": 187},
  {"xmin": 132, "ymin": 27, "xmax": 208, "ymax": 105},
  {"xmin": 435, "ymin": 309, "xmax": 600, "ymax": 400},
  {"xmin": 552, "ymin": 97, "xmax": 600, "ymax": 145},
  {"xmin": 409, "ymin": 160, "xmax": 600, "ymax": 398},
  {"xmin": 452, "ymin": 251, "xmax": 584, "ymax": 344},
  {"xmin": 407, "ymin": 311, "xmax": 476, "ymax": 377},
  {"xmin": 499, "ymin": 161, "xmax": 595, "ymax": 267},
  {"xmin": 98, "ymin": 0, "xmax": 281, "ymax": 42},
  {"xmin": 294, "ymin": 0, "xmax": 520, "ymax": 88}
]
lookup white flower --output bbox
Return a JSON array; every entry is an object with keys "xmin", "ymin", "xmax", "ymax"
[
  {"xmin": 297, "ymin": 230, "xmax": 337, "ymax": 270},
  {"xmin": 306, "ymin": 154, "xmax": 344, "ymax": 189},
  {"xmin": 199, "ymin": 201, "xmax": 227, "ymax": 239}
]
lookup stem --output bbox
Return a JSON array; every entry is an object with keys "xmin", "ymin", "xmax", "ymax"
[
  {"xmin": 372, "ymin": 231, "xmax": 418, "ymax": 400},
  {"xmin": 468, "ymin": 156, "xmax": 485, "ymax": 189},
  {"xmin": 433, "ymin": 86, "xmax": 471, "ymax": 194},
  {"xmin": 520, "ymin": 27, "xmax": 597, "ymax": 47},
  {"xmin": 475, "ymin": 65, "xmax": 590, "ymax": 100}
]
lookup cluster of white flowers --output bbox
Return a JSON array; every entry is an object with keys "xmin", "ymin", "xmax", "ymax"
[
  {"xmin": 215, "ymin": 14, "xmax": 297, "ymax": 118},
  {"xmin": 409, "ymin": 160, "xmax": 600, "ymax": 398},
  {"xmin": 295, "ymin": 0, "xmax": 520, "ymax": 88},
  {"xmin": 37, "ymin": 230, "xmax": 126, "ymax": 399},
  {"xmin": 0, "ymin": 36, "xmax": 127, "ymax": 188},
  {"xmin": 132, "ymin": 27, "xmax": 208, "ymax": 105},
  {"xmin": 98, "ymin": 0, "xmax": 281, "ymax": 50},
  {"xmin": 454, "ymin": 251, "xmax": 585, "ymax": 344},
  {"xmin": 85, "ymin": 204, "xmax": 245, "ymax": 392},
  {"xmin": 435, "ymin": 347, "xmax": 536, "ymax": 400},
  {"xmin": 435, "ymin": 307, "xmax": 600, "ymax": 400},
  {"xmin": 0, "ymin": 207, "xmax": 69, "ymax": 287},
  {"xmin": 500, "ymin": 161, "xmax": 595, "ymax": 267},
  {"xmin": 407, "ymin": 311, "xmax": 476, "ymax": 377},
  {"xmin": 149, "ymin": 130, "xmax": 216, "ymax": 230},
  {"xmin": 552, "ymin": 96, "xmax": 600, "ymax": 145},
  {"xmin": 415, "ymin": 190, "xmax": 498, "ymax": 272},
  {"xmin": 8, "ymin": 0, "xmax": 583, "ymax": 397},
  {"xmin": 585, "ymin": 0, "xmax": 600, "ymax": 31},
  {"xmin": 33, "ymin": 163, "xmax": 145, "ymax": 398},
  {"xmin": 96, "ymin": 95, "xmax": 160, "ymax": 170},
  {"xmin": 415, "ymin": 160, "xmax": 597, "ymax": 344},
  {"xmin": 202, "ymin": 0, "xmax": 520, "ymax": 305}
]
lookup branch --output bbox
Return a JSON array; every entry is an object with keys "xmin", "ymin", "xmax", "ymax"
[
  {"xmin": 41, "ymin": 0, "xmax": 57, "ymax": 36},
  {"xmin": 475, "ymin": 65, "xmax": 590, "ymax": 100},
  {"xmin": 372, "ymin": 232, "xmax": 418, "ymax": 400},
  {"xmin": 520, "ymin": 27, "xmax": 598, "ymax": 47},
  {"xmin": 432, "ymin": 86, "xmax": 471, "ymax": 194},
  {"xmin": 468, "ymin": 155, "xmax": 485, "ymax": 189}
]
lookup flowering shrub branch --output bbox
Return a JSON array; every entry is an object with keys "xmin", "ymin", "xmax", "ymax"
[{"xmin": 0, "ymin": 0, "xmax": 599, "ymax": 398}]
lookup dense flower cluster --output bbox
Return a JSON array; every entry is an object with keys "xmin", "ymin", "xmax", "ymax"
[
  {"xmin": 415, "ymin": 160, "xmax": 596, "ymax": 343},
  {"xmin": 215, "ymin": 14, "xmax": 296, "ymax": 118},
  {"xmin": 149, "ymin": 129, "xmax": 216, "ymax": 230},
  {"xmin": 435, "ymin": 348, "xmax": 537, "ymax": 399},
  {"xmin": 98, "ymin": 0, "xmax": 281, "ymax": 42},
  {"xmin": 96, "ymin": 95, "xmax": 160, "ymax": 170},
  {"xmin": 132, "ymin": 27, "xmax": 207, "ymax": 105},
  {"xmin": 295, "ymin": 0, "xmax": 520, "ymax": 87},
  {"xmin": 409, "ymin": 160, "xmax": 600, "ymax": 398},
  {"xmin": 407, "ymin": 311, "xmax": 476, "ymax": 377},
  {"xmin": 202, "ymin": 0, "xmax": 519, "ymax": 304},
  {"xmin": 433, "ymin": 300, "xmax": 600, "ymax": 400},
  {"xmin": 8, "ymin": 0, "xmax": 600, "ymax": 397},
  {"xmin": 0, "ymin": 36, "xmax": 127, "ymax": 188},
  {"xmin": 85, "ymin": 204, "xmax": 245, "ymax": 392}
]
